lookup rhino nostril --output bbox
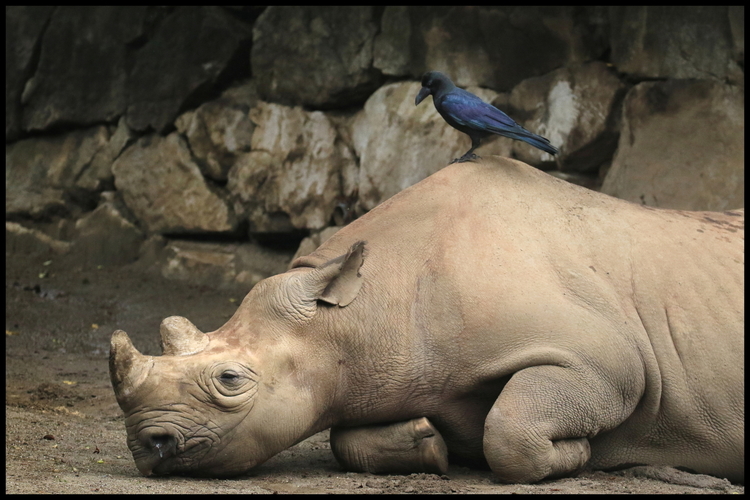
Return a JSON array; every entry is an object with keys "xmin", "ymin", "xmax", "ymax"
[{"xmin": 147, "ymin": 433, "xmax": 176, "ymax": 458}]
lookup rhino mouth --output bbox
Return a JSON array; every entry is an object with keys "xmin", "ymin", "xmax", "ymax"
[
  {"xmin": 135, "ymin": 450, "xmax": 175, "ymax": 476},
  {"xmin": 131, "ymin": 434, "xmax": 181, "ymax": 476},
  {"xmin": 130, "ymin": 422, "xmax": 218, "ymax": 476},
  {"xmin": 134, "ymin": 444, "xmax": 258, "ymax": 478},
  {"xmin": 133, "ymin": 439, "xmax": 210, "ymax": 476}
]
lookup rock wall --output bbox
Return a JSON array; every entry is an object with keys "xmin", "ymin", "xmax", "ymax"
[{"xmin": 5, "ymin": 6, "xmax": 744, "ymax": 287}]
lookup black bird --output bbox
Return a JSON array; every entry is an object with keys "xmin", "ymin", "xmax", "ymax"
[{"xmin": 415, "ymin": 71, "xmax": 558, "ymax": 163}]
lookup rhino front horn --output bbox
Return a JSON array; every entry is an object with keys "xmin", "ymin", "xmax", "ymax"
[
  {"xmin": 159, "ymin": 316, "xmax": 209, "ymax": 356},
  {"xmin": 110, "ymin": 330, "xmax": 154, "ymax": 402}
]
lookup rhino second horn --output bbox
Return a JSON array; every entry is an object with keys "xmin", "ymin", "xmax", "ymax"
[
  {"xmin": 159, "ymin": 316, "xmax": 209, "ymax": 356},
  {"xmin": 110, "ymin": 330, "xmax": 154, "ymax": 401}
]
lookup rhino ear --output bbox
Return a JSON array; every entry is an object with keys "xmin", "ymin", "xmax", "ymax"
[
  {"xmin": 318, "ymin": 241, "xmax": 366, "ymax": 306},
  {"xmin": 295, "ymin": 241, "xmax": 366, "ymax": 310}
]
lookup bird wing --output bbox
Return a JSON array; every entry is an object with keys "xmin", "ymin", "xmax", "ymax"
[
  {"xmin": 438, "ymin": 89, "xmax": 519, "ymax": 133},
  {"xmin": 437, "ymin": 88, "xmax": 557, "ymax": 154}
]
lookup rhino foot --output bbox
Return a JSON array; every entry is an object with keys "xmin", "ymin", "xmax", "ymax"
[{"xmin": 331, "ymin": 417, "xmax": 449, "ymax": 475}]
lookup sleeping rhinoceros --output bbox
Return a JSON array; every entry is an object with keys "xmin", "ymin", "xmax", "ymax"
[{"xmin": 110, "ymin": 157, "xmax": 744, "ymax": 484}]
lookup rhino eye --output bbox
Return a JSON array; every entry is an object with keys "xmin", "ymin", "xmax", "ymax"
[{"xmin": 219, "ymin": 371, "xmax": 240, "ymax": 384}]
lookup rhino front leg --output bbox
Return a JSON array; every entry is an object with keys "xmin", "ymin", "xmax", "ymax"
[
  {"xmin": 483, "ymin": 364, "xmax": 635, "ymax": 483},
  {"xmin": 330, "ymin": 417, "xmax": 449, "ymax": 475}
]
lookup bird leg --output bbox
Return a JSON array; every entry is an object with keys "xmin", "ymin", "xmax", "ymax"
[{"xmin": 450, "ymin": 136, "xmax": 482, "ymax": 164}]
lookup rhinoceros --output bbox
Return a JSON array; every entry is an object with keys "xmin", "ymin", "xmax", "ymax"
[{"xmin": 110, "ymin": 157, "xmax": 744, "ymax": 484}]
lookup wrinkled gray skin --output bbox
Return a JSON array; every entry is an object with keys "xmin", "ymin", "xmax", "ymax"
[{"xmin": 110, "ymin": 157, "xmax": 744, "ymax": 484}]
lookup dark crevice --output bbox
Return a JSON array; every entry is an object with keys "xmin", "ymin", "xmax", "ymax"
[
  {"xmin": 203, "ymin": 175, "xmax": 228, "ymax": 189},
  {"xmin": 251, "ymin": 230, "xmax": 310, "ymax": 252},
  {"xmin": 161, "ymin": 230, "xmax": 248, "ymax": 244},
  {"xmin": 159, "ymin": 222, "xmax": 306, "ymax": 253},
  {"xmin": 15, "ymin": 113, "xmax": 133, "ymax": 141},
  {"xmin": 64, "ymin": 191, "xmax": 99, "ymax": 214}
]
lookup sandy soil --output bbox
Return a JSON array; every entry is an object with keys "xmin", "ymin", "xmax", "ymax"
[{"xmin": 5, "ymin": 248, "xmax": 743, "ymax": 494}]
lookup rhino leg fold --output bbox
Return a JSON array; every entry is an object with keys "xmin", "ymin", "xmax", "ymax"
[
  {"xmin": 483, "ymin": 364, "xmax": 631, "ymax": 483},
  {"xmin": 330, "ymin": 417, "xmax": 448, "ymax": 475}
]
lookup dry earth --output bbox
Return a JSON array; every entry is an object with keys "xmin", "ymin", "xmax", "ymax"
[{"xmin": 5, "ymin": 248, "xmax": 744, "ymax": 494}]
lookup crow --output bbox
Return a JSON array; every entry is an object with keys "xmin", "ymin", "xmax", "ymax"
[{"xmin": 415, "ymin": 71, "xmax": 558, "ymax": 163}]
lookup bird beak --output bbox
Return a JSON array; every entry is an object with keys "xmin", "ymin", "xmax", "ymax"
[{"xmin": 415, "ymin": 87, "xmax": 431, "ymax": 106}]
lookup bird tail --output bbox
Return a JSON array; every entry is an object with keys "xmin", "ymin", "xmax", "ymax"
[
  {"xmin": 516, "ymin": 133, "xmax": 558, "ymax": 156},
  {"xmin": 487, "ymin": 123, "xmax": 559, "ymax": 155}
]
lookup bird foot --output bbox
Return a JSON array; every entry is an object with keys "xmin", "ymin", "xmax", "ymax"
[{"xmin": 450, "ymin": 153, "xmax": 480, "ymax": 164}]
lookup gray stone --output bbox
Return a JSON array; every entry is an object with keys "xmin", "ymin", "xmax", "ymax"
[
  {"xmin": 227, "ymin": 101, "xmax": 356, "ymax": 232},
  {"xmin": 373, "ymin": 6, "xmax": 608, "ymax": 91},
  {"xmin": 112, "ymin": 133, "xmax": 236, "ymax": 234},
  {"xmin": 251, "ymin": 6, "xmax": 382, "ymax": 108},
  {"xmin": 509, "ymin": 62, "xmax": 626, "ymax": 171},
  {"xmin": 5, "ymin": 6, "xmax": 55, "ymax": 141},
  {"xmin": 133, "ymin": 234, "xmax": 168, "ymax": 273},
  {"xmin": 234, "ymin": 243, "xmax": 295, "ymax": 286},
  {"xmin": 6, "ymin": 221, "xmax": 72, "ymax": 255},
  {"xmin": 21, "ymin": 6, "xmax": 148, "ymax": 131},
  {"xmin": 77, "ymin": 117, "xmax": 136, "ymax": 192},
  {"xmin": 126, "ymin": 6, "xmax": 252, "ymax": 132},
  {"xmin": 5, "ymin": 184, "xmax": 68, "ymax": 221},
  {"xmin": 351, "ymin": 81, "xmax": 511, "ymax": 211},
  {"xmin": 372, "ymin": 6, "xmax": 411, "ymax": 77},
  {"xmin": 174, "ymin": 81, "xmax": 258, "ymax": 181},
  {"xmin": 162, "ymin": 240, "xmax": 236, "ymax": 288},
  {"xmin": 289, "ymin": 226, "xmax": 342, "ymax": 267},
  {"xmin": 5, "ymin": 126, "xmax": 111, "ymax": 218},
  {"xmin": 161, "ymin": 239, "xmax": 293, "ymax": 288},
  {"xmin": 609, "ymin": 6, "xmax": 741, "ymax": 81},
  {"xmin": 72, "ymin": 202, "xmax": 145, "ymax": 266},
  {"xmin": 601, "ymin": 80, "xmax": 744, "ymax": 211}
]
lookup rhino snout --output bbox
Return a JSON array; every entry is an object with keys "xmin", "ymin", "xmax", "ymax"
[{"xmin": 135, "ymin": 427, "xmax": 180, "ymax": 476}]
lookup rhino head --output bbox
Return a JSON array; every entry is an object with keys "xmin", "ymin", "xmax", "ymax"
[{"xmin": 109, "ymin": 241, "xmax": 366, "ymax": 476}]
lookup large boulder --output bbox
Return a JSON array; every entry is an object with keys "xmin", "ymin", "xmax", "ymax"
[
  {"xmin": 5, "ymin": 221, "xmax": 72, "ymax": 256},
  {"xmin": 126, "ymin": 7, "xmax": 252, "ymax": 132},
  {"xmin": 174, "ymin": 81, "xmax": 258, "ymax": 181},
  {"xmin": 112, "ymin": 134, "xmax": 236, "ymax": 234},
  {"xmin": 227, "ymin": 101, "xmax": 356, "ymax": 232},
  {"xmin": 5, "ymin": 6, "xmax": 55, "ymax": 141},
  {"xmin": 351, "ymin": 81, "xmax": 510, "ymax": 211},
  {"xmin": 161, "ymin": 239, "xmax": 293, "ymax": 288},
  {"xmin": 20, "ymin": 6, "xmax": 148, "ymax": 132},
  {"xmin": 601, "ymin": 80, "xmax": 744, "ymax": 211},
  {"xmin": 609, "ymin": 6, "xmax": 742, "ymax": 82},
  {"xmin": 289, "ymin": 226, "xmax": 342, "ymax": 266},
  {"xmin": 374, "ymin": 6, "xmax": 608, "ymax": 91},
  {"xmin": 251, "ymin": 6, "xmax": 383, "ymax": 108},
  {"xmin": 72, "ymin": 199, "xmax": 145, "ymax": 266},
  {"xmin": 5, "ymin": 126, "xmax": 113, "ymax": 219},
  {"xmin": 75, "ymin": 117, "xmax": 135, "ymax": 192},
  {"xmin": 509, "ymin": 62, "xmax": 626, "ymax": 171},
  {"xmin": 14, "ymin": 6, "xmax": 253, "ymax": 135}
]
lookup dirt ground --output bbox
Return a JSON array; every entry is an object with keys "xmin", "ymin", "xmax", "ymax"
[{"xmin": 5, "ymin": 247, "xmax": 744, "ymax": 494}]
